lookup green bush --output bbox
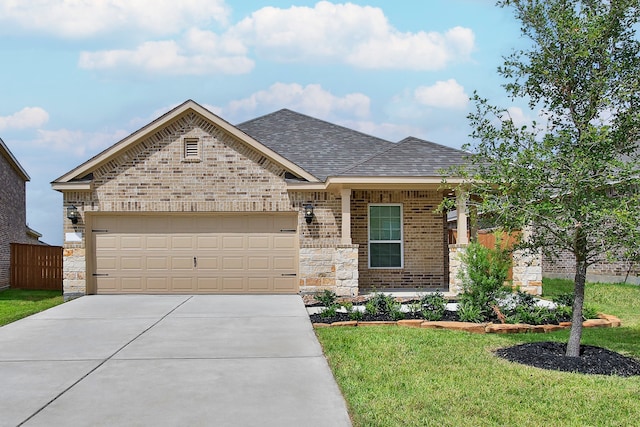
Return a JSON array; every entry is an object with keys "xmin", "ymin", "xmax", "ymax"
[
  {"xmin": 457, "ymin": 300, "xmax": 484, "ymax": 323},
  {"xmin": 316, "ymin": 289, "xmax": 338, "ymax": 307},
  {"xmin": 319, "ymin": 305, "xmax": 337, "ymax": 319},
  {"xmin": 457, "ymin": 241, "xmax": 512, "ymax": 322},
  {"xmin": 420, "ymin": 292, "xmax": 446, "ymax": 321}
]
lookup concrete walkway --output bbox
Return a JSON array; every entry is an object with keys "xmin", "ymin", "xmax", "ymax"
[{"xmin": 0, "ymin": 295, "xmax": 351, "ymax": 427}]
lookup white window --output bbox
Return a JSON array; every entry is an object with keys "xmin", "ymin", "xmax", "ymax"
[
  {"xmin": 368, "ymin": 204, "xmax": 403, "ymax": 268},
  {"xmin": 184, "ymin": 138, "xmax": 200, "ymax": 160}
]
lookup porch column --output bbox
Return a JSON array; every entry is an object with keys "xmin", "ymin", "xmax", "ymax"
[
  {"xmin": 456, "ymin": 189, "xmax": 469, "ymax": 245},
  {"xmin": 341, "ymin": 188, "xmax": 352, "ymax": 245}
]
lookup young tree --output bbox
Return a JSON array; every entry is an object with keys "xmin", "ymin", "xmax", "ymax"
[{"xmin": 458, "ymin": 0, "xmax": 640, "ymax": 356}]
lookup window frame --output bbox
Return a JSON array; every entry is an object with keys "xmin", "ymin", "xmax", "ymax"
[{"xmin": 368, "ymin": 203, "xmax": 404, "ymax": 269}]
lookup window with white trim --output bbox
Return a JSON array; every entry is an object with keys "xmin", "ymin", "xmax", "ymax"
[
  {"xmin": 183, "ymin": 137, "xmax": 200, "ymax": 160},
  {"xmin": 368, "ymin": 204, "xmax": 403, "ymax": 268}
]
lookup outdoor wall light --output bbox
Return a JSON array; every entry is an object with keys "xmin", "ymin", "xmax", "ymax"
[
  {"xmin": 304, "ymin": 204, "xmax": 314, "ymax": 224},
  {"xmin": 67, "ymin": 205, "xmax": 80, "ymax": 224}
]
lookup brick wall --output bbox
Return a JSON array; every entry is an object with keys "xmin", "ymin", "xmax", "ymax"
[
  {"xmin": 543, "ymin": 249, "xmax": 640, "ymax": 284},
  {"xmin": 351, "ymin": 190, "xmax": 448, "ymax": 291},
  {"xmin": 0, "ymin": 154, "xmax": 29, "ymax": 288},
  {"xmin": 62, "ymin": 112, "xmax": 296, "ymax": 295}
]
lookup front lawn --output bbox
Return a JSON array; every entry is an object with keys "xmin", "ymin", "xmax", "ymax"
[
  {"xmin": 0, "ymin": 289, "xmax": 64, "ymax": 327},
  {"xmin": 316, "ymin": 279, "xmax": 640, "ymax": 427}
]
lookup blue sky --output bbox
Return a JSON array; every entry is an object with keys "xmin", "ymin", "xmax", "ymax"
[{"xmin": 0, "ymin": 0, "xmax": 532, "ymax": 246}]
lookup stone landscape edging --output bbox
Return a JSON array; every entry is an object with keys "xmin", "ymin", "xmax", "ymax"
[{"xmin": 312, "ymin": 313, "xmax": 622, "ymax": 334}]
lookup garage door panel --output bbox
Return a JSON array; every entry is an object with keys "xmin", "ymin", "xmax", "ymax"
[
  {"xmin": 247, "ymin": 277, "xmax": 270, "ymax": 291},
  {"xmin": 273, "ymin": 235, "xmax": 296, "ymax": 249},
  {"xmin": 95, "ymin": 235, "xmax": 117, "ymax": 250},
  {"xmin": 171, "ymin": 277, "xmax": 195, "ymax": 291},
  {"xmin": 247, "ymin": 256, "xmax": 269, "ymax": 270},
  {"xmin": 221, "ymin": 277, "xmax": 244, "ymax": 291},
  {"xmin": 95, "ymin": 256, "xmax": 117, "ymax": 270},
  {"xmin": 273, "ymin": 256, "xmax": 295, "ymax": 270},
  {"xmin": 146, "ymin": 257, "xmax": 169, "ymax": 270},
  {"xmin": 222, "ymin": 236, "xmax": 244, "ymax": 250},
  {"xmin": 247, "ymin": 236, "xmax": 269, "ymax": 249},
  {"xmin": 93, "ymin": 214, "xmax": 298, "ymax": 294},
  {"xmin": 145, "ymin": 277, "xmax": 169, "ymax": 291},
  {"xmin": 146, "ymin": 236, "xmax": 169, "ymax": 249},
  {"xmin": 197, "ymin": 257, "xmax": 218, "ymax": 270},
  {"xmin": 120, "ymin": 236, "xmax": 143, "ymax": 250},
  {"xmin": 121, "ymin": 277, "xmax": 144, "ymax": 291},
  {"xmin": 171, "ymin": 257, "xmax": 194, "ymax": 270},
  {"xmin": 222, "ymin": 257, "xmax": 244, "ymax": 270},
  {"xmin": 196, "ymin": 236, "xmax": 219, "ymax": 250},
  {"xmin": 171, "ymin": 236, "xmax": 193, "ymax": 249},
  {"xmin": 197, "ymin": 277, "xmax": 219, "ymax": 291},
  {"xmin": 120, "ymin": 257, "xmax": 142, "ymax": 270},
  {"xmin": 273, "ymin": 277, "xmax": 296, "ymax": 291}
]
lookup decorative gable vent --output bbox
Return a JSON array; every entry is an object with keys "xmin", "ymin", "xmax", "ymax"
[{"xmin": 184, "ymin": 138, "xmax": 200, "ymax": 160}]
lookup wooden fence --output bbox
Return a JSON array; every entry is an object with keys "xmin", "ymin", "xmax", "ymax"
[
  {"xmin": 449, "ymin": 229, "xmax": 519, "ymax": 280},
  {"xmin": 10, "ymin": 243, "xmax": 63, "ymax": 291}
]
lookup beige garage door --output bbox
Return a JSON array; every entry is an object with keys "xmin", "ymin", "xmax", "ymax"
[{"xmin": 92, "ymin": 214, "xmax": 298, "ymax": 294}]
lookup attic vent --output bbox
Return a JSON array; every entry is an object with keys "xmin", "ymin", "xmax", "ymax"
[{"xmin": 184, "ymin": 138, "xmax": 200, "ymax": 160}]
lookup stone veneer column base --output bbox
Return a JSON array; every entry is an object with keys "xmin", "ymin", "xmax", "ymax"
[
  {"xmin": 299, "ymin": 245, "xmax": 359, "ymax": 297},
  {"xmin": 448, "ymin": 244, "xmax": 467, "ymax": 295},
  {"xmin": 512, "ymin": 248, "xmax": 543, "ymax": 295},
  {"xmin": 63, "ymin": 248, "xmax": 86, "ymax": 299}
]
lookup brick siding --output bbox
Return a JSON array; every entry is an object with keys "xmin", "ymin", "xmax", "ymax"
[
  {"xmin": 543, "ymin": 249, "xmax": 640, "ymax": 284},
  {"xmin": 351, "ymin": 190, "xmax": 448, "ymax": 291},
  {"xmin": 0, "ymin": 154, "xmax": 29, "ymax": 288}
]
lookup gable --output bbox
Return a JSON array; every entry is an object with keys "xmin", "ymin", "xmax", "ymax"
[
  {"xmin": 92, "ymin": 110, "xmax": 294, "ymax": 210},
  {"xmin": 52, "ymin": 100, "xmax": 317, "ymax": 190},
  {"xmin": 0, "ymin": 137, "xmax": 29, "ymax": 182}
]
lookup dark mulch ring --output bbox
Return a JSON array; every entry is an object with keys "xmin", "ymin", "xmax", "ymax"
[{"xmin": 495, "ymin": 342, "xmax": 640, "ymax": 377}]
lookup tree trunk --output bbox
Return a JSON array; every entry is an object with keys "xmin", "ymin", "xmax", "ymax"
[{"xmin": 566, "ymin": 255, "xmax": 587, "ymax": 357}]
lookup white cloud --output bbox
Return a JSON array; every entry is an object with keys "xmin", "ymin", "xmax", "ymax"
[
  {"xmin": 0, "ymin": 0, "xmax": 230, "ymax": 38},
  {"xmin": 224, "ymin": 82, "xmax": 371, "ymax": 120},
  {"xmin": 79, "ymin": 29, "xmax": 253, "ymax": 75},
  {"xmin": 414, "ymin": 79, "xmax": 469, "ymax": 109},
  {"xmin": 232, "ymin": 2, "xmax": 474, "ymax": 70},
  {"xmin": 32, "ymin": 128, "xmax": 129, "ymax": 157},
  {"xmin": 0, "ymin": 107, "xmax": 49, "ymax": 130}
]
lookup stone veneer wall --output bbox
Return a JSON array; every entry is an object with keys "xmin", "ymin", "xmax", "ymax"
[
  {"xmin": 290, "ymin": 191, "xmax": 358, "ymax": 296},
  {"xmin": 543, "ymin": 249, "xmax": 640, "ymax": 285},
  {"xmin": 351, "ymin": 190, "xmax": 448, "ymax": 291},
  {"xmin": 449, "ymin": 243, "xmax": 543, "ymax": 296},
  {"xmin": 0, "ymin": 153, "xmax": 28, "ymax": 289}
]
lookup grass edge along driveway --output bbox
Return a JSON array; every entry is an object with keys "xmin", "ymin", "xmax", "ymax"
[
  {"xmin": 316, "ymin": 280, "xmax": 640, "ymax": 427},
  {"xmin": 0, "ymin": 289, "xmax": 64, "ymax": 327}
]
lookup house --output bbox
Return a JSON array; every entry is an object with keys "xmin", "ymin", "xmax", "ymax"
[
  {"xmin": 53, "ymin": 99, "xmax": 531, "ymax": 299},
  {"xmin": 0, "ymin": 138, "xmax": 43, "ymax": 289}
]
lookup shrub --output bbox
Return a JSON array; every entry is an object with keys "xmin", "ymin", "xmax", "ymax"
[
  {"xmin": 457, "ymin": 300, "xmax": 484, "ymax": 323},
  {"xmin": 420, "ymin": 292, "xmax": 447, "ymax": 321},
  {"xmin": 316, "ymin": 289, "xmax": 338, "ymax": 307},
  {"xmin": 319, "ymin": 305, "xmax": 337, "ymax": 319},
  {"xmin": 458, "ymin": 241, "xmax": 512, "ymax": 322},
  {"xmin": 552, "ymin": 292, "xmax": 575, "ymax": 307}
]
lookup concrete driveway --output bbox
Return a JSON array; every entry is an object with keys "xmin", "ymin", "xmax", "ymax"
[{"xmin": 0, "ymin": 295, "xmax": 351, "ymax": 427}]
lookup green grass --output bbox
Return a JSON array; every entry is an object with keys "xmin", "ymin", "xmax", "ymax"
[
  {"xmin": 0, "ymin": 289, "xmax": 64, "ymax": 327},
  {"xmin": 316, "ymin": 279, "xmax": 640, "ymax": 427}
]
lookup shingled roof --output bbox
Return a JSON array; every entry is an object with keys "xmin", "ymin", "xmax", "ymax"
[
  {"xmin": 237, "ymin": 109, "xmax": 394, "ymax": 181},
  {"xmin": 237, "ymin": 110, "xmax": 468, "ymax": 180}
]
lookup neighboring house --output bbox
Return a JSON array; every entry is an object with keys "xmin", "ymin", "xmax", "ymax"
[
  {"xmin": 52, "ymin": 100, "xmax": 538, "ymax": 299},
  {"xmin": 0, "ymin": 137, "xmax": 43, "ymax": 289}
]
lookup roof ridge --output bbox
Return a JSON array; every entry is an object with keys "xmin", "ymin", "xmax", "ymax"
[
  {"xmin": 337, "ymin": 139, "xmax": 403, "ymax": 175},
  {"xmin": 239, "ymin": 109, "xmax": 393, "ymax": 145}
]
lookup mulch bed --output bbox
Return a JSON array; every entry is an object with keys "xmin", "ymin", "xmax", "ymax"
[{"xmin": 495, "ymin": 342, "xmax": 640, "ymax": 377}]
